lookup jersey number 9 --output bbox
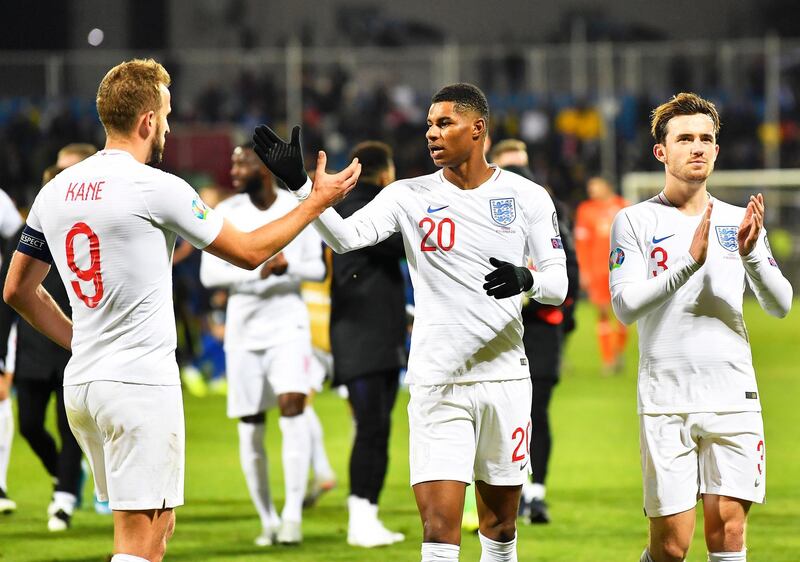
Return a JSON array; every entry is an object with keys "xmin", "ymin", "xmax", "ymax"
[{"xmin": 65, "ymin": 222, "xmax": 104, "ymax": 308}]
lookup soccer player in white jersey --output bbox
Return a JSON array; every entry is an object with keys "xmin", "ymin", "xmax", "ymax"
[
  {"xmin": 609, "ymin": 93, "xmax": 793, "ymax": 562},
  {"xmin": 0, "ymin": 187, "xmax": 23, "ymax": 515},
  {"xmin": 2, "ymin": 58, "xmax": 360, "ymax": 562},
  {"xmin": 253, "ymin": 83, "xmax": 568, "ymax": 562},
  {"xmin": 199, "ymin": 143, "xmax": 325, "ymax": 546}
]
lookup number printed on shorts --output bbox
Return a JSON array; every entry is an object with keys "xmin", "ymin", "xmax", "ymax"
[
  {"xmin": 650, "ymin": 246, "xmax": 668, "ymax": 277},
  {"xmin": 756, "ymin": 439, "xmax": 765, "ymax": 475},
  {"xmin": 65, "ymin": 222, "xmax": 104, "ymax": 308},
  {"xmin": 419, "ymin": 217, "xmax": 456, "ymax": 252},
  {"xmin": 511, "ymin": 421, "xmax": 531, "ymax": 463}
]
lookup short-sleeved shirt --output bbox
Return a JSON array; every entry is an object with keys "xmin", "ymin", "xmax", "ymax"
[
  {"xmin": 609, "ymin": 193, "xmax": 777, "ymax": 414},
  {"xmin": 319, "ymin": 167, "xmax": 566, "ymax": 385},
  {"xmin": 23, "ymin": 149, "xmax": 223, "ymax": 386}
]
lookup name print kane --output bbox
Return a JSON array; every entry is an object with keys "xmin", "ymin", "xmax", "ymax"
[{"xmin": 65, "ymin": 180, "xmax": 105, "ymax": 202}]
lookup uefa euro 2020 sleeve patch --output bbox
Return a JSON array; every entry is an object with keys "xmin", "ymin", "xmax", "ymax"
[
  {"xmin": 192, "ymin": 196, "xmax": 209, "ymax": 220},
  {"xmin": 609, "ymin": 247, "xmax": 625, "ymax": 270}
]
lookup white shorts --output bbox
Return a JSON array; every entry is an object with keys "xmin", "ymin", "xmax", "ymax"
[
  {"xmin": 64, "ymin": 381, "xmax": 185, "ymax": 510},
  {"xmin": 408, "ymin": 378, "xmax": 532, "ymax": 486},
  {"xmin": 226, "ymin": 340, "xmax": 312, "ymax": 418},
  {"xmin": 640, "ymin": 411, "xmax": 766, "ymax": 517},
  {"xmin": 308, "ymin": 347, "xmax": 332, "ymax": 393}
]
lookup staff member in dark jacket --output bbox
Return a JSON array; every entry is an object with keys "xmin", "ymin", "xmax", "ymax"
[
  {"xmin": 330, "ymin": 141, "xmax": 406, "ymax": 548},
  {"xmin": 0, "ymin": 165, "xmax": 84, "ymax": 532},
  {"xmin": 491, "ymin": 140, "xmax": 580, "ymax": 524}
]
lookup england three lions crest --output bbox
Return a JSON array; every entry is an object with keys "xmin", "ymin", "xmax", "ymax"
[
  {"xmin": 715, "ymin": 225, "xmax": 739, "ymax": 252},
  {"xmin": 490, "ymin": 198, "xmax": 516, "ymax": 226}
]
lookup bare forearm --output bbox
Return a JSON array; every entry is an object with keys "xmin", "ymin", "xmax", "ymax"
[
  {"xmin": 206, "ymin": 200, "xmax": 324, "ymax": 269},
  {"xmin": 9, "ymin": 286, "xmax": 72, "ymax": 350}
]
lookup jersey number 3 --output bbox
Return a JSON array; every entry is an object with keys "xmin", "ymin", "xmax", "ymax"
[
  {"xmin": 65, "ymin": 222, "xmax": 104, "ymax": 308},
  {"xmin": 419, "ymin": 217, "xmax": 456, "ymax": 252},
  {"xmin": 650, "ymin": 246, "xmax": 668, "ymax": 277}
]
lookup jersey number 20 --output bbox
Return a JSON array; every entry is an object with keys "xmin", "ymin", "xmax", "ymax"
[
  {"xmin": 419, "ymin": 217, "xmax": 456, "ymax": 252},
  {"xmin": 65, "ymin": 222, "xmax": 104, "ymax": 308}
]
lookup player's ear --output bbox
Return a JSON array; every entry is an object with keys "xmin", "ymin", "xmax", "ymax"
[
  {"xmin": 137, "ymin": 110, "xmax": 156, "ymax": 141},
  {"xmin": 473, "ymin": 117, "xmax": 486, "ymax": 141},
  {"xmin": 653, "ymin": 143, "xmax": 666, "ymax": 163}
]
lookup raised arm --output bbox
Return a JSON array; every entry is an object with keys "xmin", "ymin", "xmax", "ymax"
[
  {"xmin": 204, "ymin": 151, "xmax": 360, "ymax": 268},
  {"xmin": 737, "ymin": 195, "xmax": 792, "ymax": 318}
]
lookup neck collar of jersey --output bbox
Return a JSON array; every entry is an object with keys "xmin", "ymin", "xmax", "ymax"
[{"xmin": 438, "ymin": 165, "xmax": 500, "ymax": 191}]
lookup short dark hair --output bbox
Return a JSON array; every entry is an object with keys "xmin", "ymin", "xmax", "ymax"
[
  {"xmin": 431, "ymin": 83, "xmax": 489, "ymax": 122},
  {"xmin": 650, "ymin": 92, "xmax": 721, "ymax": 144},
  {"xmin": 349, "ymin": 141, "xmax": 393, "ymax": 179}
]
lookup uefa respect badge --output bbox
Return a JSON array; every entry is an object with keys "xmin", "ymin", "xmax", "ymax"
[{"xmin": 609, "ymin": 247, "xmax": 625, "ymax": 270}]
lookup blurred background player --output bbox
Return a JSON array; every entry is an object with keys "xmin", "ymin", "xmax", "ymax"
[
  {"xmin": 611, "ymin": 93, "xmax": 793, "ymax": 562},
  {"xmin": 200, "ymin": 142, "xmax": 326, "ymax": 546},
  {"xmin": 56, "ymin": 143, "xmax": 98, "ymax": 170},
  {"xmin": 329, "ymin": 141, "xmax": 406, "ymax": 547},
  {"xmin": 489, "ymin": 139, "xmax": 580, "ymax": 525},
  {"xmin": 0, "ymin": 156, "xmax": 94, "ymax": 532},
  {"xmin": 0, "ymin": 186, "xmax": 23, "ymax": 514},
  {"xmin": 300, "ymin": 245, "xmax": 337, "ymax": 510},
  {"xmin": 574, "ymin": 176, "xmax": 628, "ymax": 374}
]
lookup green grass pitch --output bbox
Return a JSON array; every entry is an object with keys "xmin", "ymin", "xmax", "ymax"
[{"xmin": 1, "ymin": 300, "xmax": 798, "ymax": 561}]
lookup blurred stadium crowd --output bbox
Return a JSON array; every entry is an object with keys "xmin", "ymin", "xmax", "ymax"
[{"xmin": 3, "ymin": 52, "xmax": 800, "ymax": 212}]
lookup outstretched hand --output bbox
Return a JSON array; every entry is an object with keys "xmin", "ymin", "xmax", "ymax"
[
  {"xmin": 738, "ymin": 193, "xmax": 764, "ymax": 256},
  {"xmin": 689, "ymin": 200, "xmax": 714, "ymax": 265},
  {"xmin": 306, "ymin": 151, "xmax": 361, "ymax": 210},
  {"xmin": 483, "ymin": 257, "xmax": 533, "ymax": 299},
  {"xmin": 252, "ymin": 125, "xmax": 308, "ymax": 190}
]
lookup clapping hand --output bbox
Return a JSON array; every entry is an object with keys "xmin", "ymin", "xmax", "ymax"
[
  {"xmin": 260, "ymin": 252, "xmax": 288, "ymax": 279},
  {"xmin": 738, "ymin": 193, "xmax": 764, "ymax": 256},
  {"xmin": 689, "ymin": 200, "xmax": 714, "ymax": 265}
]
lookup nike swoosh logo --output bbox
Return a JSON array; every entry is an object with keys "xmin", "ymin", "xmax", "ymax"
[
  {"xmin": 427, "ymin": 205, "xmax": 449, "ymax": 213},
  {"xmin": 652, "ymin": 234, "xmax": 675, "ymax": 244},
  {"xmin": 519, "ymin": 460, "xmax": 529, "ymax": 471}
]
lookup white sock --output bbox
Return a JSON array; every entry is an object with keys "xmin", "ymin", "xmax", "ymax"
[
  {"xmin": 0, "ymin": 398, "xmax": 12, "ymax": 492},
  {"xmin": 52, "ymin": 491, "xmax": 77, "ymax": 514},
  {"xmin": 306, "ymin": 406, "xmax": 334, "ymax": 480},
  {"xmin": 708, "ymin": 550, "xmax": 746, "ymax": 561},
  {"xmin": 348, "ymin": 495, "xmax": 367, "ymax": 526},
  {"xmin": 237, "ymin": 422, "xmax": 279, "ymax": 530},
  {"xmin": 279, "ymin": 413, "xmax": 311, "ymax": 523},
  {"xmin": 640, "ymin": 549, "xmax": 656, "ymax": 562},
  {"xmin": 110, "ymin": 555, "xmax": 150, "ymax": 562},
  {"xmin": 522, "ymin": 481, "xmax": 545, "ymax": 502},
  {"xmin": 479, "ymin": 531, "xmax": 517, "ymax": 562},
  {"xmin": 421, "ymin": 542, "xmax": 460, "ymax": 561}
]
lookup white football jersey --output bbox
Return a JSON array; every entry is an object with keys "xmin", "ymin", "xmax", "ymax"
[
  {"xmin": 610, "ymin": 193, "xmax": 787, "ymax": 414},
  {"xmin": 199, "ymin": 190, "xmax": 324, "ymax": 351},
  {"xmin": 315, "ymin": 167, "xmax": 566, "ymax": 385},
  {"xmin": 0, "ymin": 188, "xmax": 22, "ymax": 240},
  {"xmin": 24, "ymin": 149, "xmax": 223, "ymax": 386}
]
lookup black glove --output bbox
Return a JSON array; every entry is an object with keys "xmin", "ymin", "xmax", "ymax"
[
  {"xmin": 483, "ymin": 257, "xmax": 533, "ymax": 299},
  {"xmin": 252, "ymin": 125, "xmax": 308, "ymax": 190}
]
